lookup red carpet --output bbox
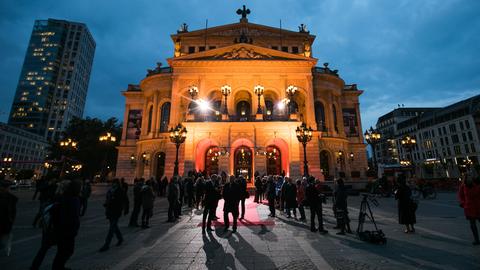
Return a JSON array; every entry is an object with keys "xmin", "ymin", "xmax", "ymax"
[{"xmin": 197, "ymin": 197, "xmax": 275, "ymax": 227}]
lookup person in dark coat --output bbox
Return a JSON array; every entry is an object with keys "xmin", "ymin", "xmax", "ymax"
[
  {"xmin": 395, "ymin": 174, "xmax": 416, "ymax": 233},
  {"xmin": 32, "ymin": 178, "xmax": 57, "ymax": 228},
  {"xmin": 99, "ymin": 179, "xmax": 129, "ymax": 252},
  {"xmin": 333, "ymin": 178, "xmax": 352, "ymax": 235},
  {"xmin": 458, "ymin": 172, "xmax": 480, "ymax": 245},
  {"xmin": 266, "ymin": 176, "xmax": 276, "ymax": 217},
  {"xmin": 161, "ymin": 176, "xmax": 168, "ymax": 196},
  {"xmin": 167, "ymin": 177, "xmax": 180, "ymax": 222},
  {"xmin": 0, "ymin": 180, "xmax": 18, "ymax": 257},
  {"xmin": 211, "ymin": 174, "xmax": 222, "ymax": 221},
  {"xmin": 141, "ymin": 180, "xmax": 155, "ymax": 228},
  {"xmin": 254, "ymin": 176, "xmax": 262, "ymax": 203},
  {"xmin": 79, "ymin": 178, "xmax": 92, "ymax": 217},
  {"xmin": 185, "ymin": 177, "xmax": 195, "ymax": 208},
  {"xmin": 284, "ymin": 177, "xmax": 298, "ymax": 219},
  {"xmin": 202, "ymin": 179, "xmax": 217, "ymax": 232},
  {"xmin": 222, "ymin": 176, "xmax": 241, "ymax": 233},
  {"xmin": 129, "ymin": 178, "xmax": 144, "ymax": 227},
  {"xmin": 195, "ymin": 177, "xmax": 205, "ymax": 209},
  {"xmin": 305, "ymin": 177, "xmax": 328, "ymax": 234},
  {"xmin": 238, "ymin": 176, "xmax": 248, "ymax": 219}
]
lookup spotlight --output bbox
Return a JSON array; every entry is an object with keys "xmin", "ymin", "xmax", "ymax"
[{"xmin": 197, "ymin": 99, "xmax": 210, "ymax": 112}]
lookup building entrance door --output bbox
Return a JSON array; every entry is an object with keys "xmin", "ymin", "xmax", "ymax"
[
  {"xmin": 266, "ymin": 146, "xmax": 281, "ymax": 175},
  {"xmin": 234, "ymin": 146, "xmax": 252, "ymax": 182},
  {"xmin": 156, "ymin": 152, "xmax": 166, "ymax": 178},
  {"xmin": 205, "ymin": 146, "xmax": 220, "ymax": 176}
]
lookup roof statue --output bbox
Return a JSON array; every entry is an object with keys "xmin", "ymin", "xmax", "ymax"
[{"xmin": 236, "ymin": 5, "xmax": 251, "ymax": 22}]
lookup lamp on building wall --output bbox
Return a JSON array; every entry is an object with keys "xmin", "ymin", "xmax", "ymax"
[
  {"xmin": 364, "ymin": 126, "xmax": 381, "ymax": 173},
  {"xmin": 169, "ymin": 124, "xmax": 187, "ymax": 175},
  {"xmin": 130, "ymin": 154, "xmax": 136, "ymax": 166},
  {"xmin": 221, "ymin": 85, "xmax": 232, "ymax": 115},
  {"xmin": 188, "ymin": 85, "xmax": 199, "ymax": 100},
  {"xmin": 349, "ymin": 152, "xmax": 354, "ymax": 162},
  {"xmin": 141, "ymin": 152, "xmax": 149, "ymax": 165},
  {"xmin": 400, "ymin": 134, "xmax": 416, "ymax": 177},
  {"xmin": 253, "ymin": 85, "xmax": 264, "ymax": 114},
  {"xmin": 296, "ymin": 122, "xmax": 313, "ymax": 176},
  {"xmin": 286, "ymin": 85, "xmax": 297, "ymax": 115},
  {"xmin": 337, "ymin": 150, "xmax": 344, "ymax": 163}
]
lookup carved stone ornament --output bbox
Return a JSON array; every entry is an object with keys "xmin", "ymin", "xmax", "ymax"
[{"xmin": 214, "ymin": 47, "xmax": 272, "ymax": 60}]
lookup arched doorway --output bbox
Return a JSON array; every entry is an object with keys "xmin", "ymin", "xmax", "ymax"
[
  {"xmin": 236, "ymin": 101, "xmax": 251, "ymax": 121},
  {"xmin": 205, "ymin": 146, "xmax": 220, "ymax": 176},
  {"xmin": 320, "ymin": 150, "xmax": 331, "ymax": 180},
  {"xmin": 266, "ymin": 145, "xmax": 281, "ymax": 175},
  {"xmin": 234, "ymin": 146, "xmax": 252, "ymax": 180},
  {"xmin": 155, "ymin": 152, "xmax": 166, "ymax": 179}
]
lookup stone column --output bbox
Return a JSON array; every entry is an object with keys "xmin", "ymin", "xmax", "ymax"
[
  {"xmin": 152, "ymin": 92, "xmax": 159, "ymax": 136},
  {"xmin": 121, "ymin": 104, "xmax": 130, "ymax": 142}
]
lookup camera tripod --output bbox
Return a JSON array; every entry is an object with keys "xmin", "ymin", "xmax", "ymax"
[{"xmin": 356, "ymin": 194, "xmax": 386, "ymax": 244}]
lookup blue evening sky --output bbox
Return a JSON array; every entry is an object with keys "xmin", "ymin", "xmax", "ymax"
[{"xmin": 1, "ymin": 0, "xmax": 479, "ymax": 131}]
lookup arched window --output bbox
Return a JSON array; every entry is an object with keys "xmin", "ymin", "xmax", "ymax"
[
  {"xmin": 290, "ymin": 100, "xmax": 299, "ymax": 114},
  {"xmin": 159, "ymin": 102, "xmax": 171, "ymax": 132},
  {"xmin": 236, "ymin": 101, "xmax": 251, "ymax": 121},
  {"xmin": 314, "ymin": 101, "xmax": 326, "ymax": 131},
  {"xmin": 147, "ymin": 106, "xmax": 153, "ymax": 133},
  {"xmin": 332, "ymin": 104, "xmax": 338, "ymax": 132},
  {"xmin": 209, "ymin": 100, "xmax": 222, "ymax": 121},
  {"xmin": 265, "ymin": 99, "xmax": 274, "ymax": 120}
]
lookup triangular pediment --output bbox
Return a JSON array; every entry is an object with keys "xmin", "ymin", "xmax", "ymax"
[
  {"xmin": 171, "ymin": 21, "xmax": 315, "ymax": 42},
  {"xmin": 169, "ymin": 43, "xmax": 316, "ymax": 62}
]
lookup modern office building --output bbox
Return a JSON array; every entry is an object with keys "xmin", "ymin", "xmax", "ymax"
[
  {"xmin": 0, "ymin": 122, "xmax": 49, "ymax": 177},
  {"xmin": 8, "ymin": 19, "xmax": 95, "ymax": 142},
  {"xmin": 116, "ymin": 8, "xmax": 368, "ymax": 183},
  {"xmin": 375, "ymin": 95, "xmax": 480, "ymax": 178}
]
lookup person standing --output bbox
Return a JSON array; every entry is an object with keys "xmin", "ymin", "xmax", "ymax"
[
  {"xmin": 333, "ymin": 178, "xmax": 352, "ymax": 235},
  {"xmin": 254, "ymin": 176, "xmax": 262, "ymax": 203},
  {"xmin": 305, "ymin": 177, "xmax": 328, "ymax": 234},
  {"xmin": 238, "ymin": 176, "xmax": 248, "ymax": 220},
  {"xmin": 0, "ymin": 180, "xmax": 18, "ymax": 257},
  {"xmin": 185, "ymin": 177, "xmax": 195, "ymax": 208},
  {"xmin": 223, "ymin": 176, "xmax": 240, "ymax": 233},
  {"xmin": 395, "ymin": 174, "xmax": 416, "ymax": 233},
  {"xmin": 129, "ymin": 178, "xmax": 144, "ymax": 227},
  {"xmin": 167, "ymin": 177, "xmax": 179, "ymax": 222},
  {"xmin": 266, "ymin": 176, "xmax": 276, "ymax": 217},
  {"xmin": 296, "ymin": 179, "xmax": 306, "ymax": 222},
  {"xmin": 32, "ymin": 178, "xmax": 57, "ymax": 228},
  {"xmin": 195, "ymin": 176, "xmax": 205, "ymax": 210},
  {"xmin": 211, "ymin": 174, "xmax": 221, "ymax": 221},
  {"xmin": 284, "ymin": 177, "xmax": 298, "ymax": 219},
  {"xmin": 202, "ymin": 179, "xmax": 216, "ymax": 232},
  {"xmin": 79, "ymin": 178, "xmax": 92, "ymax": 217},
  {"xmin": 458, "ymin": 172, "xmax": 480, "ymax": 245},
  {"xmin": 161, "ymin": 176, "xmax": 168, "ymax": 197},
  {"xmin": 141, "ymin": 180, "xmax": 155, "ymax": 228},
  {"xmin": 99, "ymin": 179, "xmax": 129, "ymax": 252}
]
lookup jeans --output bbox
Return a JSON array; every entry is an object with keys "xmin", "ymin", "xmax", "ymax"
[
  {"xmin": 104, "ymin": 218, "xmax": 122, "ymax": 247},
  {"xmin": 310, "ymin": 203, "xmax": 325, "ymax": 231},
  {"xmin": 224, "ymin": 211, "xmax": 238, "ymax": 230},
  {"xmin": 202, "ymin": 207, "xmax": 215, "ymax": 229}
]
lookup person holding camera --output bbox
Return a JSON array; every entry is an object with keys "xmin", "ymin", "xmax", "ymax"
[{"xmin": 306, "ymin": 177, "xmax": 328, "ymax": 234}]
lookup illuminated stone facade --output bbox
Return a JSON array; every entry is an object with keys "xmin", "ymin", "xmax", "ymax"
[{"xmin": 116, "ymin": 13, "xmax": 367, "ymax": 183}]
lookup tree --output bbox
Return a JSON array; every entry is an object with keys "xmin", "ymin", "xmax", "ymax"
[{"xmin": 47, "ymin": 117, "xmax": 122, "ymax": 179}]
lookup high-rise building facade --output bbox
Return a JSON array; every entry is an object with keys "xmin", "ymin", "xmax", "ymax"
[{"xmin": 8, "ymin": 19, "xmax": 95, "ymax": 141}]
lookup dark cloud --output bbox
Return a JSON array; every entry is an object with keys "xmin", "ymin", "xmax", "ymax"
[{"xmin": 1, "ymin": 0, "xmax": 479, "ymax": 130}]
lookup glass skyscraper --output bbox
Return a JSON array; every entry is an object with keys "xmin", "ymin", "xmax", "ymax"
[{"xmin": 8, "ymin": 19, "xmax": 95, "ymax": 141}]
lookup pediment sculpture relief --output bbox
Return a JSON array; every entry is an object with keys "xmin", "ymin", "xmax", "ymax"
[{"xmin": 214, "ymin": 47, "xmax": 272, "ymax": 60}]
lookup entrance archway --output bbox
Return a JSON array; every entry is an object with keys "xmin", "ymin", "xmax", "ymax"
[
  {"xmin": 234, "ymin": 146, "xmax": 252, "ymax": 180},
  {"xmin": 320, "ymin": 150, "xmax": 331, "ymax": 180},
  {"xmin": 205, "ymin": 146, "xmax": 220, "ymax": 176},
  {"xmin": 155, "ymin": 152, "xmax": 166, "ymax": 179},
  {"xmin": 266, "ymin": 145, "xmax": 281, "ymax": 175}
]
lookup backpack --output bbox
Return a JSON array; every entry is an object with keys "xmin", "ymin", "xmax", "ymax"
[{"xmin": 39, "ymin": 202, "xmax": 59, "ymax": 245}]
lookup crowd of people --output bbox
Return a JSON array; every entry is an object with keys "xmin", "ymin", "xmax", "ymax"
[{"xmin": 0, "ymin": 166, "xmax": 479, "ymax": 269}]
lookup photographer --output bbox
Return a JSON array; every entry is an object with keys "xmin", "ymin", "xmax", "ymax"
[{"xmin": 305, "ymin": 176, "xmax": 328, "ymax": 234}]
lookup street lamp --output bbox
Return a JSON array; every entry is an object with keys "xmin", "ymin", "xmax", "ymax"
[
  {"xmin": 99, "ymin": 132, "xmax": 117, "ymax": 181},
  {"xmin": 296, "ymin": 123, "xmax": 313, "ymax": 176},
  {"xmin": 364, "ymin": 127, "xmax": 381, "ymax": 173},
  {"xmin": 349, "ymin": 152, "xmax": 355, "ymax": 162},
  {"xmin": 400, "ymin": 135, "xmax": 417, "ymax": 177},
  {"xmin": 286, "ymin": 85, "xmax": 297, "ymax": 115},
  {"xmin": 254, "ymin": 85, "xmax": 264, "ymax": 114},
  {"xmin": 221, "ymin": 85, "xmax": 231, "ymax": 115},
  {"xmin": 141, "ymin": 152, "xmax": 149, "ymax": 165},
  {"xmin": 169, "ymin": 124, "xmax": 187, "ymax": 176},
  {"xmin": 59, "ymin": 138, "xmax": 78, "ymax": 178},
  {"xmin": 130, "ymin": 154, "xmax": 136, "ymax": 166}
]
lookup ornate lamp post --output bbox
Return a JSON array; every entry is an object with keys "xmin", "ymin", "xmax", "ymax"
[
  {"xmin": 254, "ymin": 85, "xmax": 264, "ymax": 114},
  {"xmin": 364, "ymin": 127, "xmax": 381, "ymax": 173},
  {"xmin": 188, "ymin": 85, "xmax": 199, "ymax": 100},
  {"xmin": 99, "ymin": 132, "xmax": 117, "ymax": 181},
  {"xmin": 286, "ymin": 85, "xmax": 297, "ymax": 115},
  {"xmin": 169, "ymin": 124, "xmax": 187, "ymax": 176},
  {"xmin": 59, "ymin": 138, "xmax": 78, "ymax": 178},
  {"xmin": 130, "ymin": 154, "xmax": 136, "ymax": 166},
  {"xmin": 296, "ymin": 123, "xmax": 313, "ymax": 176},
  {"xmin": 400, "ymin": 135, "xmax": 417, "ymax": 177},
  {"xmin": 221, "ymin": 85, "xmax": 231, "ymax": 115}
]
